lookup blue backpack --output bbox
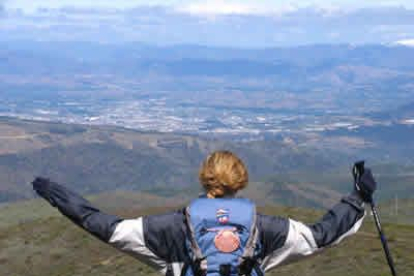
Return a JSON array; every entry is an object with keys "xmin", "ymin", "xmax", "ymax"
[{"xmin": 183, "ymin": 198, "xmax": 263, "ymax": 276}]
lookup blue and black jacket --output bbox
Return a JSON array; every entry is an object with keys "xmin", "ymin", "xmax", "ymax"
[{"xmin": 35, "ymin": 181, "xmax": 365, "ymax": 275}]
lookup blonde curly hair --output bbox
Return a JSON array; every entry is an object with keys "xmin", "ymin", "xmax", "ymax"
[{"xmin": 199, "ymin": 151, "xmax": 249, "ymax": 198}]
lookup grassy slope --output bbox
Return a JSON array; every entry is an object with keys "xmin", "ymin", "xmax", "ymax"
[
  {"xmin": 0, "ymin": 117, "xmax": 211, "ymax": 201},
  {"xmin": 0, "ymin": 191, "xmax": 186, "ymax": 230},
  {"xmin": 377, "ymin": 198, "xmax": 414, "ymax": 225},
  {"xmin": 1, "ymin": 117, "xmax": 413, "ymax": 208},
  {"xmin": 0, "ymin": 200, "xmax": 413, "ymax": 276}
]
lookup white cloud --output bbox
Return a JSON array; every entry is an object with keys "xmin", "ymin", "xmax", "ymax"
[
  {"xmin": 177, "ymin": 0, "xmax": 296, "ymax": 16},
  {"xmin": 178, "ymin": 1, "xmax": 258, "ymax": 15},
  {"xmin": 395, "ymin": 38, "xmax": 414, "ymax": 46}
]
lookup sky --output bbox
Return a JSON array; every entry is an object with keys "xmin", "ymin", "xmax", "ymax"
[
  {"xmin": 5, "ymin": 0, "xmax": 414, "ymax": 13},
  {"xmin": 1, "ymin": 0, "xmax": 414, "ymax": 47}
]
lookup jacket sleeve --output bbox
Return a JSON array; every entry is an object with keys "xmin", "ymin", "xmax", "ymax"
[
  {"xmin": 259, "ymin": 192, "xmax": 366, "ymax": 272},
  {"xmin": 36, "ymin": 180, "xmax": 123, "ymax": 242},
  {"xmin": 108, "ymin": 210, "xmax": 189, "ymax": 275},
  {"xmin": 35, "ymin": 181, "xmax": 179, "ymax": 273}
]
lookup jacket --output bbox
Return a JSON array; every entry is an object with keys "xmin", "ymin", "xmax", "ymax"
[{"xmin": 39, "ymin": 182, "xmax": 365, "ymax": 276}]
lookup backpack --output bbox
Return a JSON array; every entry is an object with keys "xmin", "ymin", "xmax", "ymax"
[{"xmin": 182, "ymin": 198, "xmax": 263, "ymax": 276}]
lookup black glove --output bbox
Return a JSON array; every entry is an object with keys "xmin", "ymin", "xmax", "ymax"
[
  {"xmin": 32, "ymin": 177, "xmax": 57, "ymax": 207},
  {"xmin": 352, "ymin": 161, "xmax": 377, "ymax": 203}
]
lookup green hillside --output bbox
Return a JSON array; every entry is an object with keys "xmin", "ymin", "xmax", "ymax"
[
  {"xmin": 0, "ymin": 117, "xmax": 346, "ymax": 205},
  {"xmin": 0, "ymin": 117, "xmax": 412, "ymax": 209},
  {"xmin": 0, "ymin": 191, "xmax": 184, "ymax": 230},
  {"xmin": 0, "ymin": 199, "xmax": 412, "ymax": 276}
]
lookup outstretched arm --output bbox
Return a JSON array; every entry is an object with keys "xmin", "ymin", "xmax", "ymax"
[
  {"xmin": 32, "ymin": 177, "xmax": 122, "ymax": 242},
  {"xmin": 309, "ymin": 191, "xmax": 365, "ymax": 248},
  {"xmin": 259, "ymin": 192, "xmax": 365, "ymax": 271},
  {"xmin": 31, "ymin": 177, "xmax": 173, "ymax": 272},
  {"xmin": 259, "ymin": 168, "xmax": 376, "ymax": 272}
]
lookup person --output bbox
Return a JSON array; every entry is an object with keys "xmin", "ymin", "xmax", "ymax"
[{"xmin": 32, "ymin": 150, "xmax": 377, "ymax": 276}]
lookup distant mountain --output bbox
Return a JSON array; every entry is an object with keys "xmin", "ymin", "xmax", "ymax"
[
  {"xmin": 2, "ymin": 42, "xmax": 414, "ymax": 116},
  {"xmin": 326, "ymin": 123, "xmax": 414, "ymax": 146},
  {"xmin": 1, "ymin": 117, "xmax": 413, "ymax": 207},
  {"xmin": 2, "ymin": 42, "xmax": 414, "ymax": 75},
  {"xmin": 0, "ymin": 117, "xmax": 206, "ymax": 202},
  {"xmin": 0, "ymin": 117, "xmax": 345, "ymax": 204}
]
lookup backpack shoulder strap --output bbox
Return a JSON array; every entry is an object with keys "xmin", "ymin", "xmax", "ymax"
[
  {"xmin": 185, "ymin": 205, "xmax": 207, "ymax": 276},
  {"xmin": 242, "ymin": 202, "xmax": 258, "ymax": 259},
  {"xmin": 238, "ymin": 203, "xmax": 262, "ymax": 276}
]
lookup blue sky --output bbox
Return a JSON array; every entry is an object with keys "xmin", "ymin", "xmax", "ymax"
[
  {"xmin": 2, "ymin": 0, "xmax": 414, "ymax": 47},
  {"xmin": 6, "ymin": 0, "xmax": 414, "ymax": 12}
]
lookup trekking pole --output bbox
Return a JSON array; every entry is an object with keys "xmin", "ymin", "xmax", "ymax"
[{"xmin": 353, "ymin": 161, "xmax": 398, "ymax": 276}]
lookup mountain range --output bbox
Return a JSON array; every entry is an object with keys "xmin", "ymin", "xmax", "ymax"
[
  {"xmin": 1, "ymin": 42, "xmax": 414, "ymax": 116},
  {"xmin": 0, "ymin": 117, "xmax": 412, "ymax": 207}
]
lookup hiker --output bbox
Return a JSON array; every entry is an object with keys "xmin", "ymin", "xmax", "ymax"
[{"xmin": 32, "ymin": 150, "xmax": 376, "ymax": 276}]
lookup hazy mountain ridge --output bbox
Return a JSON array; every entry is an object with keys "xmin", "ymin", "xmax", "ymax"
[
  {"xmin": 2, "ymin": 43, "xmax": 414, "ymax": 132},
  {"xmin": 0, "ymin": 117, "xmax": 412, "ymax": 206},
  {"xmin": 2, "ymin": 42, "xmax": 414, "ymax": 76},
  {"xmin": 0, "ymin": 117, "xmax": 346, "ymax": 204},
  {"xmin": 0, "ymin": 117, "xmax": 208, "ymax": 201}
]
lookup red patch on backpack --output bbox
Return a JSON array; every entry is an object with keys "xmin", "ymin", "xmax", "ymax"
[{"xmin": 214, "ymin": 229, "xmax": 240, "ymax": 253}]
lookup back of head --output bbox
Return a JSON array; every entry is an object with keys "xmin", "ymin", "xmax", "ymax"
[{"xmin": 199, "ymin": 151, "xmax": 249, "ymax": 198}]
